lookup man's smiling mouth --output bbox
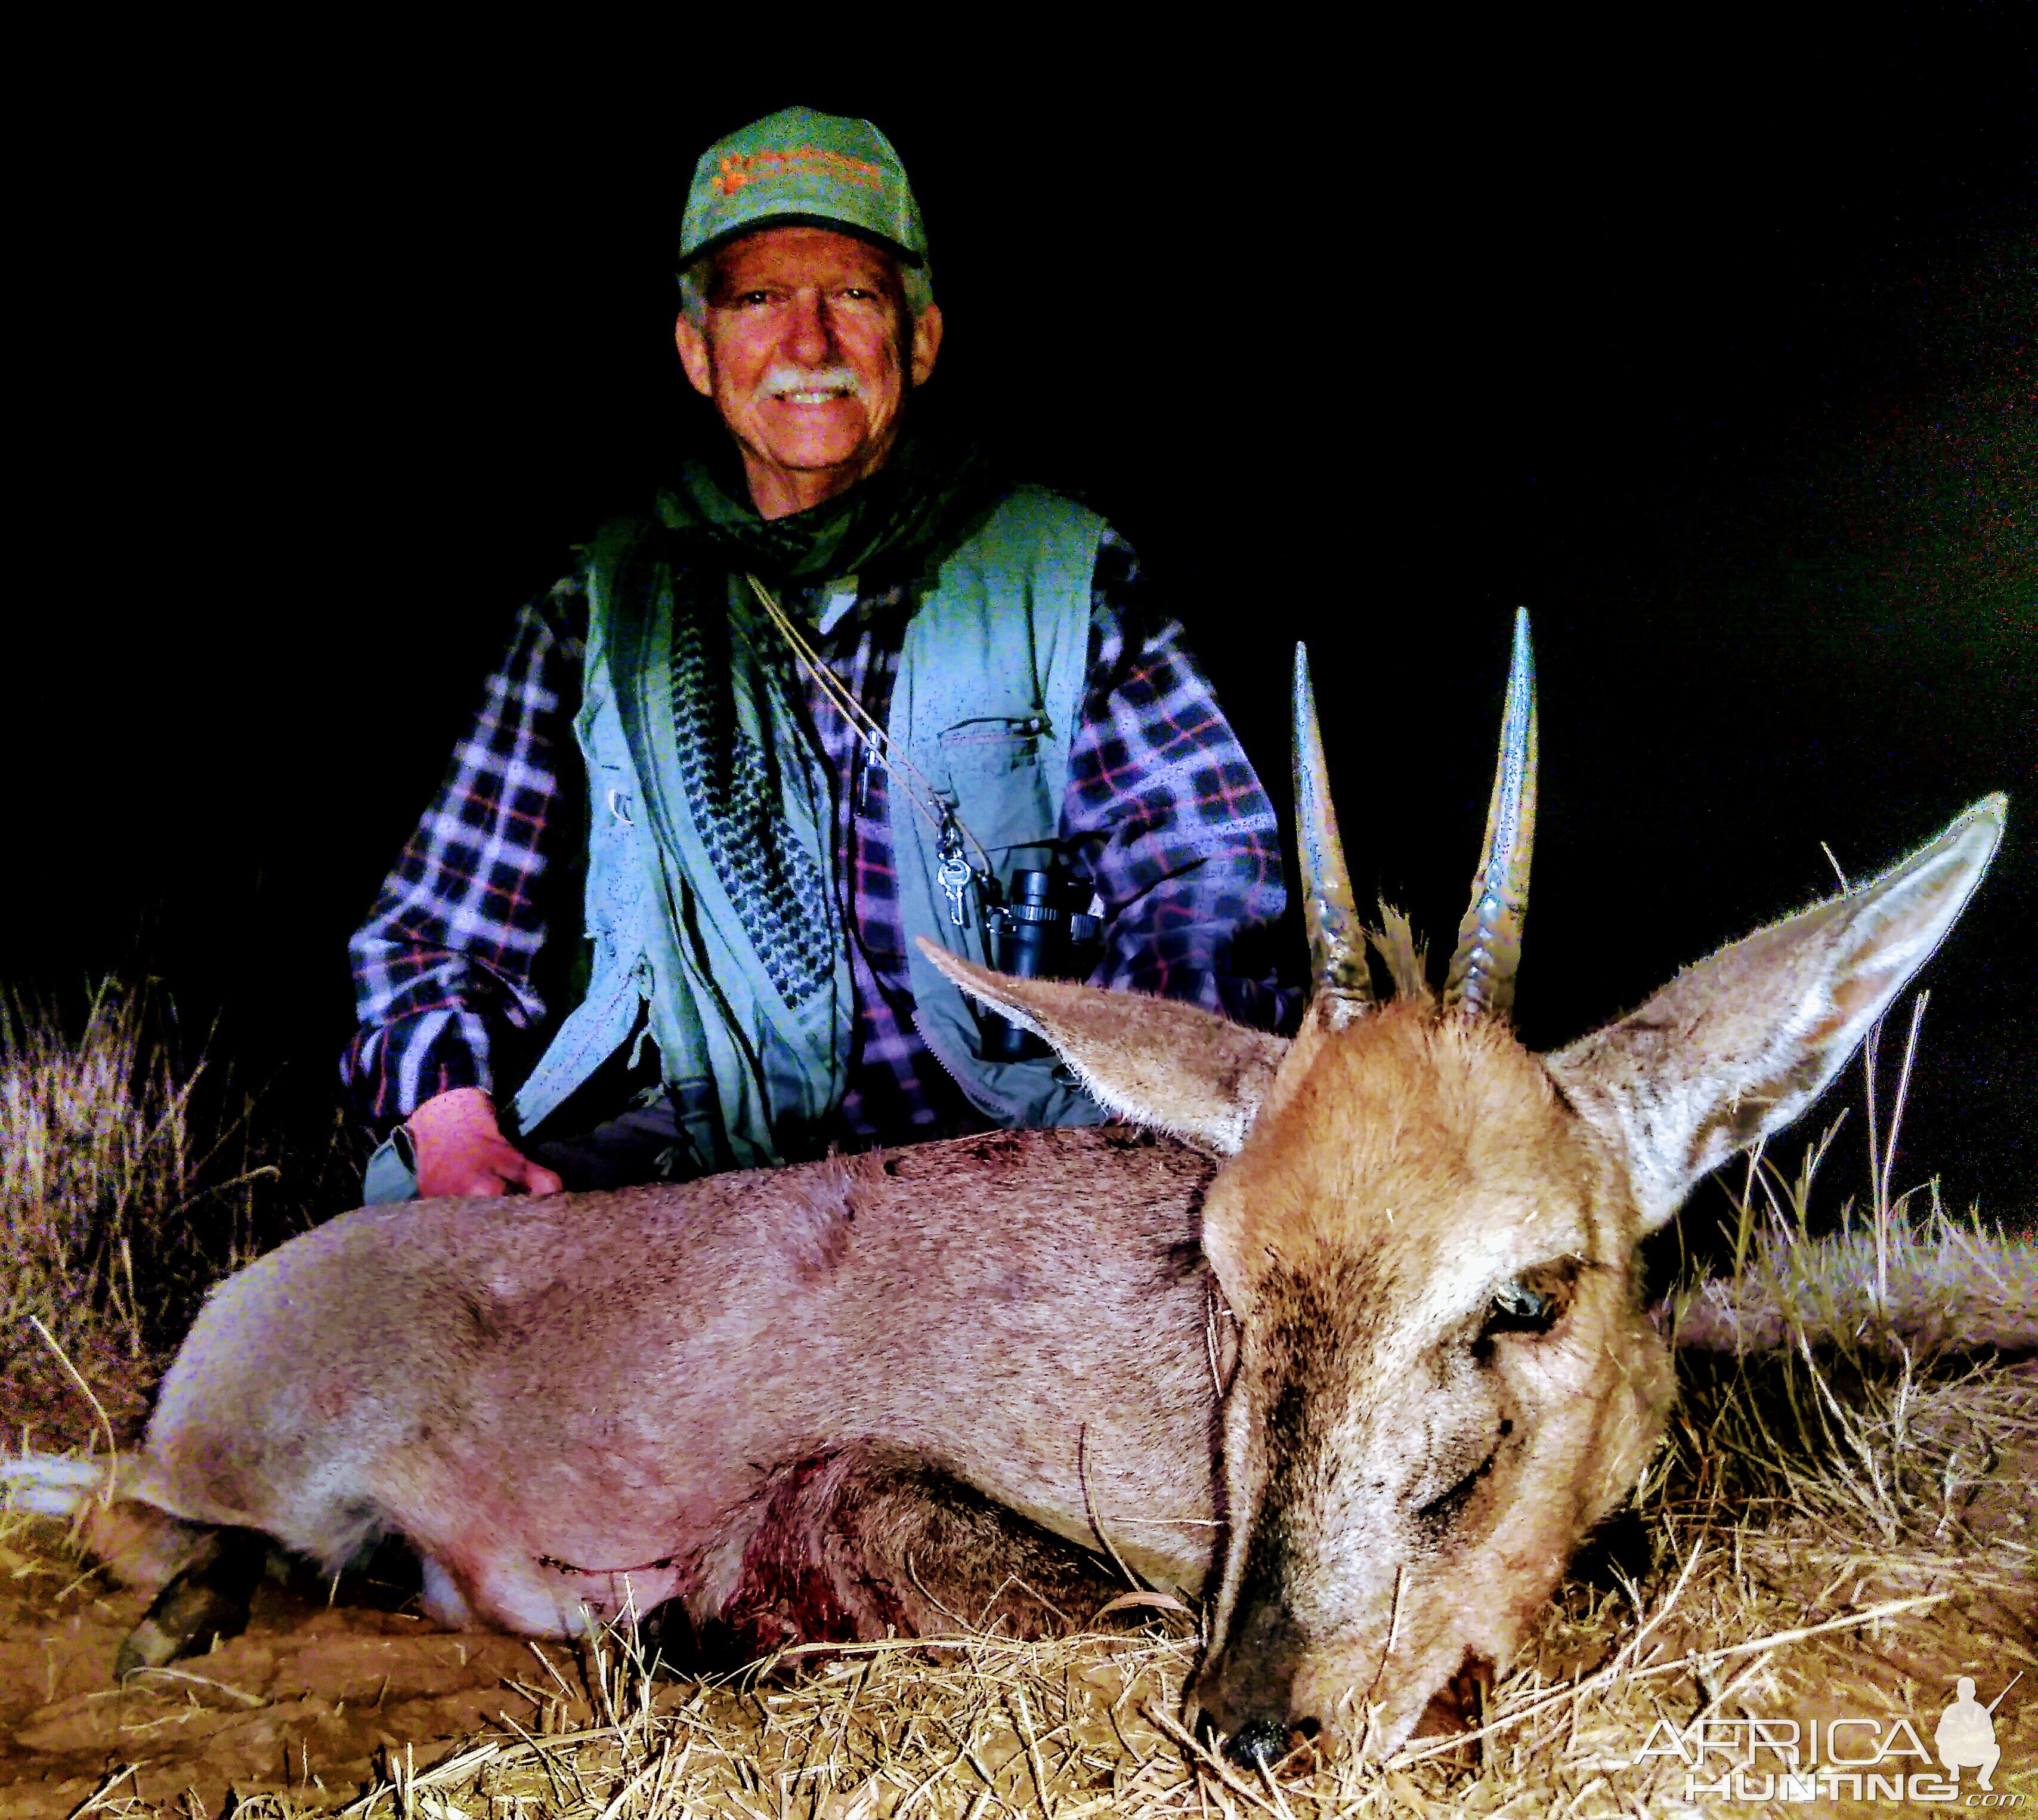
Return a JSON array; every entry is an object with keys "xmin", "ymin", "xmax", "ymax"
[{"xmin": 759, "ymin": 364, "xmax": 864, "ymax": 406}]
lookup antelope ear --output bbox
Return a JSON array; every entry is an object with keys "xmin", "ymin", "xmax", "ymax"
[
  {"xmin": 915, "ymin": 940, "xmax": 1289, "ymax": 1154},
  {"xmin": 1543, "ymin": 796, "xmax": 2006, "ymax": 1231}
]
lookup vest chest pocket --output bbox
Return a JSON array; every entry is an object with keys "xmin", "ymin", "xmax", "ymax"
[
  {"xmin": 581, "ymin": 731, "xmax": 651, "ymax": 969},
  {"xmin": 936, "ymin": 716, "xmax": 1058, "ymax": 857}
]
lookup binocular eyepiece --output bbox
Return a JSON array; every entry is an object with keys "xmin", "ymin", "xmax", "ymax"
[{"xmin": 981, "ymin": 868, "xmax": 1102, "ymax": 1061}]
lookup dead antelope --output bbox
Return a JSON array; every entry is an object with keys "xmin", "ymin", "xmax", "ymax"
[{"xmin": 4, "ymin": 613, "xmax": 2009, "ymax": 1764}]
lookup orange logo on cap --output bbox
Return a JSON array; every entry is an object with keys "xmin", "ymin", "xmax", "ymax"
[{"xmin": 712, "ymin": 145, "xmax": 889, "ymax": 197}]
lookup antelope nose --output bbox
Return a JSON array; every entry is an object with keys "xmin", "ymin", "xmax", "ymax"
[
  {"xmin": 1226, "ymin": 1716, "xmax": 1291, "ymax": 1768},
  {"xmin": 1192, "ymin": 1591, "xmax": 1307, "ymax": 1760},
  {"xmin": 1223, "ymin": 1713, "xmax": 1320, "ymax": 1769}
]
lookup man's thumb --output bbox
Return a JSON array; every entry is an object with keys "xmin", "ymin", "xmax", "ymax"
[{"xmin": 513, "ymin": 1155, "xmax": 566, "ymax": 1197}]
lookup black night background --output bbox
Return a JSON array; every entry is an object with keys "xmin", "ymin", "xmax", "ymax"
[{"xmin": 10, "ymin": 22, "xmax": 2034, "ymax": 1230}]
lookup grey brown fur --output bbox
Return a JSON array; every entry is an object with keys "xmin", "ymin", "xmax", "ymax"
[{"xmin": 88, "ymin": 1127, "xmax": 1223, "ymax": 1645}]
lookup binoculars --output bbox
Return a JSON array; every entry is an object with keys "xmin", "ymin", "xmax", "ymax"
[{"xmin": 980, "ymin": 868, "xmax": 1103, "ymax": 1061}]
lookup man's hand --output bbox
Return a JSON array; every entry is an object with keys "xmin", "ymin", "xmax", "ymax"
[{"xmin": 409, "ymin": 1087, "xmax": 565, "ymax": 1199}]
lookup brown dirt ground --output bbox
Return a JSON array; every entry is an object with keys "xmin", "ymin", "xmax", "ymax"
[
  {"xmin": 0, "ymin": 1355, "xmax": 585, "ymax": 1819},
  {"xmin": 0, "ymin": 1541, "xmax": 591, "ymax": 1817}
]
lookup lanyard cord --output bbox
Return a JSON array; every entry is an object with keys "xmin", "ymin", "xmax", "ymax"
[{"xmin": 744, "ymin": 573, "xmax": 1001, "ymax": 905}]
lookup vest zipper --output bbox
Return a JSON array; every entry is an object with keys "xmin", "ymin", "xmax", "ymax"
[{"xmin": 911, "ymin": 1007, "xmax": 1023, "ymax": 1124}]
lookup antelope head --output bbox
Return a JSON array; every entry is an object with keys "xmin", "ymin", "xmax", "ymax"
[{"xmin": 920, "ymin": 613, "xmax": 2005, "ymax": 1762}]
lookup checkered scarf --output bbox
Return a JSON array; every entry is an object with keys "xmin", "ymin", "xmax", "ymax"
[{"xmin": 626, "ymin": 428, "xmax": 1001, "ymax": 1012}]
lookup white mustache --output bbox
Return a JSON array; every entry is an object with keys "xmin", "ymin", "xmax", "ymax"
[{"xmin": 757, "ymin": 364, "xmax": 864, "ymax": 401}]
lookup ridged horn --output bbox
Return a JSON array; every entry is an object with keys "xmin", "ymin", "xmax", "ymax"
[
  {"xmin": 1293, "ymin": 644, "xmax": 1375, "ymax": 1016},
  {"xmin": 1444, "ymin": 608, "xmax": 1538, "ymax": 1020}
]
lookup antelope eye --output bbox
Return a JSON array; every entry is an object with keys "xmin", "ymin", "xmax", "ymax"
[{"xmin": 1489, "ymin": 1281, "xmax": 1555, "ymax": 1328}]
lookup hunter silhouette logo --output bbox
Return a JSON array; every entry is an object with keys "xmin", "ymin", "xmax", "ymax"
[{"xmin": 1938, "ymin": 1674, "xmax": 2018, "ymax": 1792}]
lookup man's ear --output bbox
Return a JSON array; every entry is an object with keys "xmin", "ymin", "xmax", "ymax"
[
  {"xmin": 915, "ymin": 939, "xmax": 1288, "ymax": 1154},
  {"xmin": 1544, "ymin": 796, "xmax": 2005, "ymax": 1231},
  {"xmin": 674, "ymin": 311, "xmax": 714, "ymax": 398},
  {"xmin": 909, "ymin": 302, "xmax": 944, "ymax": 387}
]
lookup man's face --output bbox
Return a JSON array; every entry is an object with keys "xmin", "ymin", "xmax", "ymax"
[{"xmin": 674, "ymin": 226, "xmax": 943, "ymax": 518}]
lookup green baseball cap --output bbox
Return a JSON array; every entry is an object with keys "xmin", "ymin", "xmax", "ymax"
[{"xmin": 679, "ymin": 106, "xmax": 930, "ymax": 271}]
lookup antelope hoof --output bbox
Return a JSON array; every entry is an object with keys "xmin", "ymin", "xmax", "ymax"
[{"xmin": 113, "ymin": 1533, "xmax": 264, "ymax": 1678}]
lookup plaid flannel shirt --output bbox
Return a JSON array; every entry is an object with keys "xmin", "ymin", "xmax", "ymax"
[{"xmin": 344, "ymin": 526, "xmax": 1295, "ymax": 1143}]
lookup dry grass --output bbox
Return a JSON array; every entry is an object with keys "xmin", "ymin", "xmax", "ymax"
[{"xmin": 0, "ymin": 981, "xmax": 348, "ymax": 1451}]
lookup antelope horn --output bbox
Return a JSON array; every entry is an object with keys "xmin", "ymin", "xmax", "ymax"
[
  {"xmin": 1444, "ymin": 608, "xmax": 1538, "ymax": 1020},
  {"xmin": 1292, "ymin": 644, "xmax": 1375, "ymax": 1017}
]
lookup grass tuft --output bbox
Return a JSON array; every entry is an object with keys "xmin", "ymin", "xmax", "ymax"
[{"xmin": 0, "ymin": 979, "xmax": 351, "ymax": 1451}]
